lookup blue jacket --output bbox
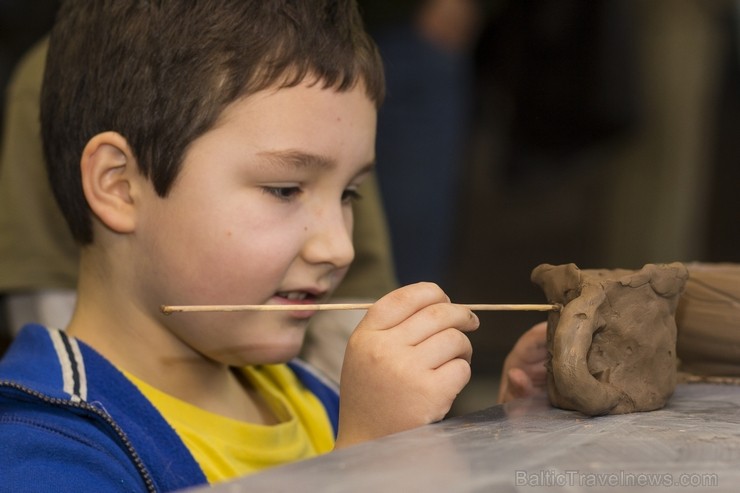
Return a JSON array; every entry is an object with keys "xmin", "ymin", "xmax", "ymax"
[{"xmin": 0, "ymin": 324, "xmax": 340, "ymax": 492}]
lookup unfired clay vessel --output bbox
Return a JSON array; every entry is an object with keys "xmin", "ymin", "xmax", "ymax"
[
  {"xmin": 531, "ymin": 262, "xmax": 689, "ymax": 416},
  {"xmin": 676, "ymin": 263, "xmax": 740, "ymax": 378}
]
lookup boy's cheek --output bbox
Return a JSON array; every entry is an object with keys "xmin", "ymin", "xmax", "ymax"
[{"xmin": 332, "ymin": 266, "xmax": 351, "ymax": 290}]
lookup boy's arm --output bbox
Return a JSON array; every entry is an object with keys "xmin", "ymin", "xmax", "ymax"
[
  {"xmin": 497, "ymin": 322, "xmax": 548, "ymax": 404},
  {"xmin": 334, "ymin": 283, "xmax": 479, "ymax": 448}
]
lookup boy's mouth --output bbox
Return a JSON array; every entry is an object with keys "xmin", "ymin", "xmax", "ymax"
[
  {"xmin": 273, "ymin": 291, "xmax": 324, "ymax": 319},
  {"xmin": 274, "ymin": 291, "xmax": 319, "ymax": 304}
]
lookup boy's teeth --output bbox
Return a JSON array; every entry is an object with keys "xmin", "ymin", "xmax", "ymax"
[{"xmin": 282, "ymin": 292, "xmax": 307, "ymax": 300}]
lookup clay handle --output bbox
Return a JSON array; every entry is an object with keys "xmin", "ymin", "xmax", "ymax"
[{"xmin": 550, "ymin": 284, "xmax": 626, "ymax": 415}]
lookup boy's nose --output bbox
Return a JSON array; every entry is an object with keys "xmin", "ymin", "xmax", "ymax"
[{"xmin": 302, "ymin": 206, "xmax": 355, "ymax": 268}]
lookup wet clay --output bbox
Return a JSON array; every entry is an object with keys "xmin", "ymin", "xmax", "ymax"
[
  {"xmin": 676, "ymin": 263, "xmax": 740, "ymax": 378},
  {"xmin": 531, "ymin": 263, "xmax": 689, "ymax": 416}
]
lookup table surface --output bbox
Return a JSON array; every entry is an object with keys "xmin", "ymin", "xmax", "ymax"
[{"xmin": 186, "ymin": 383, "xmax": 740, "ymax": 492}]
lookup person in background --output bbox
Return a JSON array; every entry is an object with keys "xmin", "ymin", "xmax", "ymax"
[
  {"xmin": 361, "ymin": 0, "xmax": 482, "ymax": 286},
  {"xmin": 0, "ymin": 38, "xmax": 78, "ymax": 337}
]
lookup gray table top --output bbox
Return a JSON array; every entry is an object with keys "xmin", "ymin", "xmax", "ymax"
[{"xmin": 187, "ymin": 383, "xmax": 740, "ymax": 492}]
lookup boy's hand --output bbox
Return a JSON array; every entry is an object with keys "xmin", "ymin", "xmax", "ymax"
[
  {"xmin": 497, "ymin": 322, "xmax": 548, "ymax": 404},
  {"xmin": 335, "ymin": 283, "xmax": 479, "ymax": 448}
]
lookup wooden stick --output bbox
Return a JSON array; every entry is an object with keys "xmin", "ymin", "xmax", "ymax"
[{"xmin": 161, "ymin": 303, "xmax": 560, "ymax": 315}]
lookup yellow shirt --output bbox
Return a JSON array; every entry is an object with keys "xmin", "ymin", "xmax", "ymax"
[{"xmin": 125, "ymin": 365, "xmax": 335, "ymax": 484}]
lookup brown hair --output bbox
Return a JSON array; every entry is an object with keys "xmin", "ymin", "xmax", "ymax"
[{"xmin": 41, "ymin": 0, "xmax": 385, "ymax": 244}]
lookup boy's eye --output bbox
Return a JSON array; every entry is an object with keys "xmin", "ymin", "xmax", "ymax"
[
  {"xmin": 263, "ymin": 186, "xmax": 302, "ymax": 201},
  {"xmin": 261, "ymin": 186, "xmax": 362, "ymax": 204},
  {"xmin": 342, "ymin": 188, "xmax": 362, "ymax": 204}
]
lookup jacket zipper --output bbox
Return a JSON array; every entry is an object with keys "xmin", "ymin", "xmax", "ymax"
[{"xmin": 1, "ymin": 381, "xmax": 157, "ymax": 493}]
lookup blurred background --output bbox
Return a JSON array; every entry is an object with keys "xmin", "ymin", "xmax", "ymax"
[
  {"xmin": 360, "ymin": 0, "xmax": 740, "ymax": 413},
  {"xmin": 1, "ymin": 0, "xmax": 739, "ymax": 414}
]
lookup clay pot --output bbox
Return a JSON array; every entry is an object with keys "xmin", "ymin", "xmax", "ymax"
[
  {"xmin": 676, "ymin": 263, "xmax": 740, "ymax": 377},
  {"xmin": 531, "ymin": 262, "xmax": 689, "ymax": 416}
]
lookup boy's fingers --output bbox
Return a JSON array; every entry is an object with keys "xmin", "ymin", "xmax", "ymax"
[
  {"xmin": 357, "ymin": 283, "xmax": 479, "ymax": 345},
  {"xmin": 506, "ymin": 368, "xmax": 533, "ymax": 399},
  {"xmin": 415, "ymin": 327, "xmax": 473, "ymax": 368},
  {"xmin": 517, "ymin": 322, "xmax": 548, "ymax": 362},
  {"xmin": 527, "ymin": 361, "xmax": 548, "ymax": 382},
  {"xmin": 432, "ymin": 358, "xmax": 473, "ymax": 399},
  {"xmin": 360, "ymin": 282, "xmax": 450, "ymax": 331},
  {"xmin": 398, "ymin": 303, "xmax": 479, "ymax": 346}
]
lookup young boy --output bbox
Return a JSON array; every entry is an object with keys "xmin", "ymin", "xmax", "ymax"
[{"xmin": 0, "ymin": 1, "xmax": 546, "ymax": 491}]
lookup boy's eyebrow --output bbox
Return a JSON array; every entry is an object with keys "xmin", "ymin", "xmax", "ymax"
[
  {"xmin": 255, "ymin": 149, "xmax": 376, "ymax": 175},
  {"xmin": 256, "ymin": 149, "xmax": 335, "ymax": 170}
]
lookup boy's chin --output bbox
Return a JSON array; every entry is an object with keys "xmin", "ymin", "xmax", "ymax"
[{"xmin": 210, "ymin": 341, "xmax": 306, "ymax": 367}]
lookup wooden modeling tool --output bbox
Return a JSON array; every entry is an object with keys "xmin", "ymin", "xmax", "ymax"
[{"xmin": 161, "ymin": 303, "xmax": 561, "ymax": 315}]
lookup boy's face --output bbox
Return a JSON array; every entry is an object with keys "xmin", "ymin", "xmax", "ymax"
[{"xmin": 134, "ymin": 81, "xmax": 377, "ymax": 365}]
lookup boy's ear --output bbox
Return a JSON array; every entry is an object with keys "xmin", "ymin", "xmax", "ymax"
[{"xmin": 80, "ymin": 131, "xmax": 141, "ymax": 235}]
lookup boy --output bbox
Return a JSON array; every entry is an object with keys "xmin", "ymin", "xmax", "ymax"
[{"xmin": 0, "ymin": 1, "xmax": 546, "ymax": 491}]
